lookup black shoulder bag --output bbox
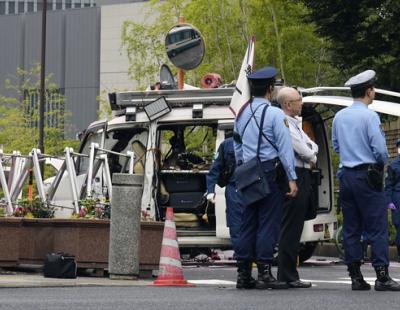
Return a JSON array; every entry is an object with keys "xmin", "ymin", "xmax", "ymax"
[
  {"xmin": 246, "ymin": 104, "xmax": 289, "ymax": 193},
  {"xmin": 235, "ymin": 104, "xmax": 271, "ymax": 206}
]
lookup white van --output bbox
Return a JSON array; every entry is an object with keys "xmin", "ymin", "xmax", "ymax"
[
  {"xmin": 50, "ymin": 86, "xmax": 400, "ymax": 261},
  {"xmin": 166, "ymin": 25, "xmax": 202, "ymax": 58},
  {"xmin": 47, "ymin": 87, "xmax": 351, "ymax": 262}
]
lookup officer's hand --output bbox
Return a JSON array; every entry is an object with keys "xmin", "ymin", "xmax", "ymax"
[
  {"xmin": 286, "ymin": 181, "xmax": 298, "ymax": 198},
  {"xmin": 207, "ymin": 193, "xmax": 216, "ymax": 204}
]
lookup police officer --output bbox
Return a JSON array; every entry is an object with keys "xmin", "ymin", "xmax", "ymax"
[
  {"xmin": 234, "ymin": 67, "xmax": 298, "ymax": 290},
  {"xmin": 385, "ymin": 138, "xmax": 400, "ymax": 262},
  {"xmin": 206, "ymin": 136, "xmax": 242, "ymax": 253},
  {"xmin": 332, "ymin": 69, "xmax": 400, "ymax": 291},
  {"xmin": 276, "ymin": 87, "xmax": 318, "ymax": 288}
]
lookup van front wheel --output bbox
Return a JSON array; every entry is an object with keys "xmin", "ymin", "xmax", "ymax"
[{"xmin": 298, "ymin": 242, "xmax": 318, "ymax": 263}]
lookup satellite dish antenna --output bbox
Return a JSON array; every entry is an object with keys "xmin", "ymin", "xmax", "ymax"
[{"xmin": 160, "ymin": 64, "xmax": 177, "ymax": 89}]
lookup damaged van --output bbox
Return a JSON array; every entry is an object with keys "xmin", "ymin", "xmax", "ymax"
[{"xmin": 48, "ymin": 86, "xmax": 352, "ymax": 262}]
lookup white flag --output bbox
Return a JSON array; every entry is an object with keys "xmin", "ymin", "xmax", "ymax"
[{"xmin": 229, "ymin": 36, "xmax": 255, "ymax": 117}]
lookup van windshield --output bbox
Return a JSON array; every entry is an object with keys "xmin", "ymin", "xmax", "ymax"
[
  {"xmin": 159, "ymin": 124, "xmax": 216, "ymax": 171},
  {"xmin": 167, "ymin": 29, "xmax": 196, "ymax": 45}
]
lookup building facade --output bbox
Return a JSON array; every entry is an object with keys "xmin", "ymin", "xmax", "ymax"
[
  {"xmin": 0, "ymin": 1, "xmax": 144, "ymax": 15},
  {"xmin": 0, "ymin": 0, "xmax": 149, "ymax": 138}
]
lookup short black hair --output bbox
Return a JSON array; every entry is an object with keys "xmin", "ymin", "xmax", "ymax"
[
  {"xmin": 351, "ymin": 83, "xmax": 373, "ymax": 98},
  {"xmin": 250, "ymin": 78, "xmax": 275, "ymax": 97}
]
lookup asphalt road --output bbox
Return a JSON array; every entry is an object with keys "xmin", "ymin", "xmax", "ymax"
[{"xmin": 0, "ymin": 259, "xmax": 400, "ymax": 310}]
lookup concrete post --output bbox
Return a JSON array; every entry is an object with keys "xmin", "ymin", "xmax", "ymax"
[{"xmin": 109, "ymin": 173, "xmax": 143, "ymax": 280}]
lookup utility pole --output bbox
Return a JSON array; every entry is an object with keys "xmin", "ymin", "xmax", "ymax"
[
  {"xmin": 177, "ymin": 15, "xmax": 185, "ymax": 90},
  {"xmin": 39, "ymin": 0, "xmax": 47, "ymax": 173}
]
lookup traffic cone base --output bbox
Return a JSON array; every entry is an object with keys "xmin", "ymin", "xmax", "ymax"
[{"xmin": 152, "ymin": 207, "xmax": 195, "ymax": 287}]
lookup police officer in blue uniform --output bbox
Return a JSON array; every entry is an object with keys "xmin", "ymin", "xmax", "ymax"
[
  {"xmin": 385, "ymin": 138, "xmax": 400, "ymax": 262},
  {"xmin": 332, "ymin": 69, "xmax": 400, "ymax": 291},
  {"xmin": 206, "ymin": 136, "xmax": 242, "ymax": 252},
  {"xmin": 234, "ymin": 67, "xmax": 298, "ymax": 290}
]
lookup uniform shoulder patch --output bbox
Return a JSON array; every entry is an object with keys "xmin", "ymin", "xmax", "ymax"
[{"xmin": 283, "ymin": 118, "xmax": 289, "ymax": 128}]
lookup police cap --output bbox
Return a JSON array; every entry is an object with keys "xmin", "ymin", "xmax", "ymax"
[
  {"xmin": 247, "ymin": 66, "xmax": 278, "ymax": 80},
  {"xmin": 396, "ymin": 138, "xmax": 400, "ymax": 147},
  {"xmin": 344, "ymin": 70, "xmax": 376, "ymax": 89}
]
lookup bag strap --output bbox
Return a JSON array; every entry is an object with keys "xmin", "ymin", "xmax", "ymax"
[
  {"xmin": 256, "ymin": 104, "xmax": 269, "ymax": 157},
  {"xmin": 239, "ymin": 102, "xmax": 263, "ymax": 139},
  {"xmin": 250, "ymin": 102, "xmax": 279, "ymax": 152}
]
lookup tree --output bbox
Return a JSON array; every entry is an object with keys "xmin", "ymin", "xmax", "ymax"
[
  {"xmin": 120, "ymin": 0, "xmax": 187, "ymax": 89},
  {"xmin": 120, "ymin": 0, "xmax": 339, "ymax": 89},
  {"xmin": 0, "ymin": 65, "xmax": 79, "ymax": 156},
  {"xmin": 301, "ymin": 0, "xmax": 400, "ymax": 91}
]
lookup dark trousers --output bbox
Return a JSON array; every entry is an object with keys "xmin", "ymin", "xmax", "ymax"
[
  {"xmin": 236, "ymin": 169, "xmax": 284, "ymax": 262},
  {"xmin": 339, "ymin": 168, "xmax": 389, "ymax": 267},
  {"xmin": 277, "ymin": 167, "xmax": 311, "ymax": 282},
  {"xmin": 391, "ymin": 192, "xmax": 400, "ymax": 246},
  {"xmin": 225, "ymin": 183, "xmax": 243, "ymax": 253}
]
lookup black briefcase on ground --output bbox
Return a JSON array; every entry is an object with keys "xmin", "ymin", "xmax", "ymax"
[{"xmin": 43, "ymin": 252, "xmax": 77, "ymax": 279}]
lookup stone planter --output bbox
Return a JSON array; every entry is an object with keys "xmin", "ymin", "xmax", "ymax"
[
  {"xmin": 0, "ymin": 218, "xmax": 163, "ymax": 277},
  {"xmin": 0, "ymin": 218, "xmax": 22, "ymax": 266}
]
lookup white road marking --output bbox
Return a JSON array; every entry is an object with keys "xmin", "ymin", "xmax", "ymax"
[
  {"xmin": 188, "ymin": 280, "xmax": 236, "ymax": 285},
  {"xmin": 188, "ymin": 277, "xmax": 400, "ymax": 286}
]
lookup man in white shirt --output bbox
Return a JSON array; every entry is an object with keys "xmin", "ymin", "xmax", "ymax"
[{"xmin": 276, "ymin": 87, "xmax": 318, "ymax": 288}]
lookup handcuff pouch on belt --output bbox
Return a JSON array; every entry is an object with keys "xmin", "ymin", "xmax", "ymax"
[
  {"xmin": 366, "ymin": 164, "xmax": 384, "ymax": 192},
  {"xmin": 235, "ymin": 104, "xmax": 271, "ymax": 207}
]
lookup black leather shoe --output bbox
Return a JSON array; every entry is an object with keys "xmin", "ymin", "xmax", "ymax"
[
  {"xmin": 374, "ymin": 265, "xmax": 400, "ymax": 291},
  {"xmin": 236, "ymin": 260, "xmax": 256, "ymax": 289},
  {"xmin": 375, "ymin": 278, "xmax": 400, "ymax": 291},
  {"xmin": 288, "ymin": 280, "xmax": 312, "ymax": 288},
  {"xmin": 351, "ymin": 278, "xmax": 371, "ymax": 291},
  {"xmin": 255, "ymin": 262, "xmax": 289, "ymax": 290}
]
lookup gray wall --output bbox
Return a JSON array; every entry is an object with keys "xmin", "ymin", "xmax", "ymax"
[
  {"xmin": 0, "ymin": 7, "xmax": 100, "ymax": 138},
  {"xmin": 0, "ymin": 14, "xmax": 24, "ymax": 98}
]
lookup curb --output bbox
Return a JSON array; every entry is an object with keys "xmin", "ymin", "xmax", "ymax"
[{"xmin": 0, "ymin": 273, "xmax": 153, "ymax": 288}]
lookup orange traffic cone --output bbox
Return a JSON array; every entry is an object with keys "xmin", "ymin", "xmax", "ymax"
[{"xmin": 153, "ymin": 207, "xmax": 194, "ymax": 287}]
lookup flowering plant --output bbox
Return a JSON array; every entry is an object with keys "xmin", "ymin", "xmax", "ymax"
[
  {"xmin": 76, "ymin": 196, "xmax": 110, "ymax": 219},
  {"xmin": 14, "ymin": 197, "xmax": 55, "ymax": 218}
]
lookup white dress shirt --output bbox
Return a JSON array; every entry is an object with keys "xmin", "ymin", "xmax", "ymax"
[{"xmin": 287, "ymin": 116, "xmax": 318, "ymax": 168}]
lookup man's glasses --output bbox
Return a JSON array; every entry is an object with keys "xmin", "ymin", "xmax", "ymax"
[{"xmin": 288, "ymin": 97, "xmax": 302, "ymax": 103}]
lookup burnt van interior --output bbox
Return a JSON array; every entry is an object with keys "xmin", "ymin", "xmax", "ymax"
[
  {"xmin": 156, "ymin": 123, "xmax": 217, "ymax": 230},
  {"xmin": 301, "ymin": 105, "xmax": 332, "ymax": 214}
]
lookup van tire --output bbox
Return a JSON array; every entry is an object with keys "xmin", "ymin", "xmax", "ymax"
[{"xmin": 298, "ymin": 242, "xmax": 318, "ymax": 263}]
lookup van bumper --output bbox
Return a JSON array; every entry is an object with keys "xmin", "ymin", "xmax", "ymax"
[{"xmin": 177, "ymin": 236, "xmax": 231, "ymax": 248}]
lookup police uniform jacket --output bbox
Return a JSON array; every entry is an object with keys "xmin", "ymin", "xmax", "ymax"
[
  {"xmin": 332, "ymin": 101, "xmax": 388, "ymax": 167},
  {"xmin": 234, "ymin": 97, "xmax": 296, "ymax": 181},
  {"xmin": 206, "ymin": 137, "xmax": 236, "ymax": 193}
]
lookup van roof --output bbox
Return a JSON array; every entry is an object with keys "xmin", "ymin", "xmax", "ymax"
[
  {"xmin": 301, "ymin": 87, "xmax": 400, "ymax": 117},
  {"xmin": 101, "ymin": 87, "xmax": 400, "ymax": 129}
]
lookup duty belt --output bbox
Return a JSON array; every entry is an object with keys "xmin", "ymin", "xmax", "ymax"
[
  {"xmin": 261, "ymin": 158, "xmax": 279, "ymax": 171},
  {"xmin": 344, "ymin": 164, "xmax": 371, "ymax": 171}
]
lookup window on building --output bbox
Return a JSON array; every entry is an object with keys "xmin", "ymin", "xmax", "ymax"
[
  {"xmin": 18, "ymin": 1, "xmax": 24, "ymax": 13},
  {"xmin": 0, "ymin": 2, "xmax": 5, "ymax": 15},
  {"xmin": 27, "ymin": 1, "xmax": 34, "ymax": 12},
  {"xmin": 8, "ymin": 2, "xmax": 15, "ymax": 14}
]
